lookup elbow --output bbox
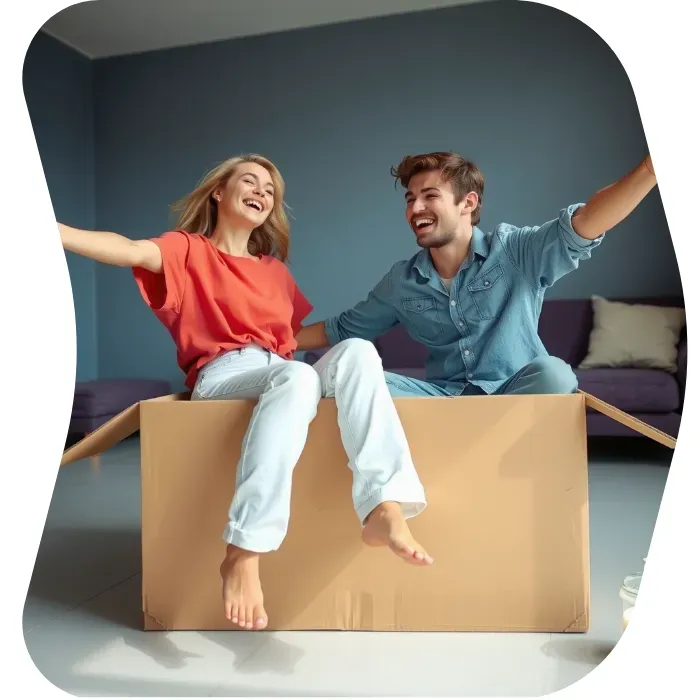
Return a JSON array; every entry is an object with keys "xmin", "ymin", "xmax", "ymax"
[{"xmin": 571, "ymin": 209, "xmax": 604, "ymax": 241}]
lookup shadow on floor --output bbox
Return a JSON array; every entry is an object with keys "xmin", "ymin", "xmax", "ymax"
[
  {"xmin": 586, "ymin": 436, "xmax": 674, "ymax": 466},
  {"xmin": 540, "ymin": 637, "xmax": 614, "ymax": 665}
]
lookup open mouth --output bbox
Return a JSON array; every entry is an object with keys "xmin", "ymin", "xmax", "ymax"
[
  {"xmin": 243, "ymin": 199, "xmax": 264, "ymax": 213},
  {"xmin": 413, "ymin": 217, "xmax": 436, "ymax": 232}
]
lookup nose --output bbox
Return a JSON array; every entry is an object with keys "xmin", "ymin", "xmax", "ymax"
[{"xmin": 410, "ymin": 199, "xmax": 426, "ymax": 216}]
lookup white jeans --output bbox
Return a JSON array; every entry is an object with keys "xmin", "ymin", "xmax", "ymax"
[{"xmin": 192, "ymin": 339, "xmax": 427, "ymax": 552}]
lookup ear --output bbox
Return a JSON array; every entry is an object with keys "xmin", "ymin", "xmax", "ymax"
[
  {"xmin": 211, "ymin": 188, "xmax": 222, "ymax": 203},
  {"xmin": 460, "ymin": 191, "xmax": 479, "ymax": 218}
]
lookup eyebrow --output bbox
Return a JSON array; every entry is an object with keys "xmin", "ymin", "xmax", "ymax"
[
  {"xmin": 242, "ymin": 172, "xmax": 275, "ymax": 190},
  {"xmin": 405, "ymin": 187, "xmax": 440, "ymax": 200}
]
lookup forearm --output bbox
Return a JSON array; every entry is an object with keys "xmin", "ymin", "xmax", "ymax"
[
  {"xmin": 295, "ymin": 321, "xmax": 330, "ymax": 351},
  {"xmin": 58, "ymin": 223, "xmax": 160, "ymax": 271},
  {"xmin": 572, "ymin": 155, "xmax": 657, "ymax": 240}
]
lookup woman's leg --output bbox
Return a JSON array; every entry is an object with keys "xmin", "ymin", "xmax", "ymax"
[
  {"xmin": 193, "ymin": 346, "xmax": 322, "ymax": 629},
  {"xmin": 312, "ymin": 339, "xmax": 432, "ymax": 566}
]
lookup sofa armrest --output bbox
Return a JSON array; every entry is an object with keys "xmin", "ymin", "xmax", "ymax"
[
  {"xmin": 677, "ymin": 332, "xmax": 688, "ymax": 406},
  {"xmin": 303, "ymin": 347, "xmax": 331, "ymax": 365}
]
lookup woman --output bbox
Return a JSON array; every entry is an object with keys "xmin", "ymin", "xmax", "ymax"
[{"xmin": 58, "ymin": 154, "xmax": 431, "ymax": 632}]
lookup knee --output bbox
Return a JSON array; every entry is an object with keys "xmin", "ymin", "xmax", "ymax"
[
  {"xmin": 528, "ymin": 356, "xmax": 577, "ymax": 394},
  {"xmin": 276, "ymin": 361, "xmax": 322, "ymax": 401},
  {"xmin": 333, "ymin": 338, "xmax": 381, "ymax": 366}
]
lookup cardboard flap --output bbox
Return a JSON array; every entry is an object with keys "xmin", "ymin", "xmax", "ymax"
[
  {"xmin": 579, "ymin": 390, "xmax": 676, "ymax": 449},
  {"xmin": 61, "ymin": 403, "xmax": 141, "ymax": 467}
]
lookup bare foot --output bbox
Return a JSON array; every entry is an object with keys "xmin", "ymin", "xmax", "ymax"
[
  {"xmin": 220, "ymin": 545, "xmax": 268, "ymax": 630},
  {"xmin": 362, "ymin": 502, "xmax": 433, "ymax": 566}
]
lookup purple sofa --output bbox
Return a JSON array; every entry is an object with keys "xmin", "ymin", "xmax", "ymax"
[
  {"xmin": 304, "ymin": 297, "xmax": 686, "ymax": 439},
  {"xmin": 69, "ymin": 379, "xmax": 171, "ymax": 435}
]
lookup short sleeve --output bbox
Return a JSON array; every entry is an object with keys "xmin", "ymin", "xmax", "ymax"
[
  {"xmin": 290, "ymin": 278, "xmax": 313, "ymax": 334},
  {"xmin": 132, "ymin": 231, "xmax": 190, "ymax": 316}
]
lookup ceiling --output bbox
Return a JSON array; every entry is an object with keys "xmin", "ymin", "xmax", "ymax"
[{"xmin": 42, "ymin": 0, "xmax": 483, "ymax": 59}]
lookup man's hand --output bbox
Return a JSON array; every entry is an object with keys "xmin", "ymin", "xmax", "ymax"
[
  {"xmin": 571, "ymin": 154, "xmax": 657, "ymax": 240},
  {"xmin": 644, "ymin": 154, "xmax": 655, "ymax": 177}
]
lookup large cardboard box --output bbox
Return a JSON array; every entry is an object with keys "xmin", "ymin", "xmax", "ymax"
[{"xmin": 61, "ymin": 391, "xmax": 675, "ymax": 632}]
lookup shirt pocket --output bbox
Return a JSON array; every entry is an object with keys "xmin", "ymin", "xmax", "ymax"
[
  {"xmin": 401, "ymin": 295, "xmax": 444, "ymax": 342},
  {"xmin": 467, "ymin": 264, "xmax": 509, "ymax": 320}
]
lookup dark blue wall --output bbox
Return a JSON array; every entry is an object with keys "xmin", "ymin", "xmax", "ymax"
[{"xmin": 24, "ymin": 31, "xmax": 97, "ymax": 381}]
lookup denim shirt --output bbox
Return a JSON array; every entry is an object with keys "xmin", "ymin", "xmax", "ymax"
[{"xmin": 325, "ymin": 203, "xmax": 605, "ymax": 395}]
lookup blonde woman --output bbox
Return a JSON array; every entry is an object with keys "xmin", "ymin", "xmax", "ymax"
[{"xmin": 58, "ymin": 154, "xmax": 432, "ymax": 632}]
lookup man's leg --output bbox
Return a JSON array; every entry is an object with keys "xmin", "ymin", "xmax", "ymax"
[
  {"xmin": 312, "ymin": 339, "xmax": 433, "ymax": 566},
  {"xmin": 496, "ymin": 355, "xmax": 578, "ymax": 395},
  {"xmin": 383, "ymin": 371, "xmax": 454, "ymax": 398}
]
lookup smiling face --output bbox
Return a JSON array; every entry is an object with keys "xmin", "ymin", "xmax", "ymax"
[
  {"xmin": 405, "ymin": 170, "xmax": 472, "ymax": 249},
  {"xmin": 214, "ymin": 161, "xmax": 275, "ymax": 228}
]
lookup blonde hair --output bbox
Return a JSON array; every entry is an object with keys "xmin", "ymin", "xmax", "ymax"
[{"xmin": 171, "ymin": 154, "xmax": 290, "ymax": 261}]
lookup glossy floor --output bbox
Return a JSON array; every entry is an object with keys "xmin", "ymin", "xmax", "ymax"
[{"xmin": 23, "ymin": 437, "xmax": 670, "ymax": 696}]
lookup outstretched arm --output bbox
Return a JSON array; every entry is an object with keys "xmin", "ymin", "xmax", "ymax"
[
  {"xmin": 296, "ymin": 322, "xmax": 329, "ymax": 351},
  {"xmin": 58, "ymin": 223, "xmax": 163, "ymax": 273},
  {"xmin": 571, "ymin": 155, "xmax": 657, "ymax": 240},
  {"xmin": 296, "ymin": 268, "xmax": 399, "ymax": 350}
]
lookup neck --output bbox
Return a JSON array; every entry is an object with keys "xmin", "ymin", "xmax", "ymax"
[
  {"xmin": 429, "ymin": 225, "xmax": 473, "ymax": 279},
  {"xmin": 210, "ymin": 218, "xmax": 255, "ymax": 258}
]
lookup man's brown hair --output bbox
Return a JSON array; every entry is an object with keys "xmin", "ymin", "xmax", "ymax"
[{"xmin": 391, "ymin": 152, "xmax": 485, "ymax": 225}]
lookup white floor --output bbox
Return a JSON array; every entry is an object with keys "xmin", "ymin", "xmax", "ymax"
[{"xmin": 24, "ymin": 437, "xmax": 670, "ymax": 697}]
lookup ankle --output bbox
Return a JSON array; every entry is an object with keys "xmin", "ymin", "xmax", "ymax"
[
  {"xmin": 225, "ymin": 544, "xmax": 259, "ymax": 565},
  {"xmin": 371, "ymin": 501, "xmax": 403, "ymax": 519}
]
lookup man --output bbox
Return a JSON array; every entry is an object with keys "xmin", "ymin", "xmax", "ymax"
[{"xmin": 296, "ymin": 151, "xmax": 658, "ymax": 398}]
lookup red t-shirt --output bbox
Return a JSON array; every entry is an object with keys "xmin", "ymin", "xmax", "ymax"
[{"xmin": 132, "ymin": 231, "xmax": 313, "ymax": 390}]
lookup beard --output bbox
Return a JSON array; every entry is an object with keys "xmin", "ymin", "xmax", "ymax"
[{"xmin": 416, "ymin": 226, "xmax": 458, "ymax": 249}]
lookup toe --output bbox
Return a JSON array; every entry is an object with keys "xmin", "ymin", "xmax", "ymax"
[
  {"xmin": 230, "ymin": 604, "xmax": 239, "ymax": 624},
  {"xmin": 253, "ymin": 604, "xmax": 267, "ymax": 630}
]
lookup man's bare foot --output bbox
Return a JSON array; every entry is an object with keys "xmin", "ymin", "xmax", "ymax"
[
  {"xmin": 220, "ymin": 545, "xmax": 268, "ymax": 630},
  {"xmin": 362, "ymin": 502, "xmax": 433, "ymax": 566}
]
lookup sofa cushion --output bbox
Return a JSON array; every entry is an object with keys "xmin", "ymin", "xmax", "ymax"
[
  {"xmin": 72, "ymin": 379, "xmax": 171, "ymax": 418},
  {"xmin": 579, "ymin": 296, "xmax": 686, "ymax": 372},
  {"xmin": 576, "ymin": 368, "xmax": 680, "ymax": 413}
]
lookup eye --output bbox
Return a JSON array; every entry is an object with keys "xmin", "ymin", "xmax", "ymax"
[
  {"xmin": 265, "ymin": 190, "xmax": 274, "ymax": 197},
  {"xmin": 427, "ymin": 194, "xmax": 438, "ymax": 199}
]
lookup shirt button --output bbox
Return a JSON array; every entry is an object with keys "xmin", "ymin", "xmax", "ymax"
[
  {"xmin": 464, "ymin": 349, "xmax": 471, "ymax": 356},
  {"xmin": 484, "ymin": 280, "xmax": 491, "ymax": 287},
  {"xmin": 458, "ymin": 322, "xmax": 464, "ymax": 327},
  {"xmin": 468, "ymin": 373, "xmax": 474, "ymax": 379},
  {"xmin": 450, "ymin": 300, "xmax": 456, "ymax": 306}
]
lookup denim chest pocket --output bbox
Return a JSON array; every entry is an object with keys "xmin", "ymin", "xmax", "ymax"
[
  {"xmin": 401, "ymin": 295, "xmax": 444, "ymax": 342},
  {"xmin": 467, "ymin": 264, "xmax": 509, "ymax": 320}
]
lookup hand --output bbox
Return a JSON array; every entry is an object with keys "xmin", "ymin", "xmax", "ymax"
[{"xmin": 644, "ymin": 154, "xmax": 655, "ymax": 177}]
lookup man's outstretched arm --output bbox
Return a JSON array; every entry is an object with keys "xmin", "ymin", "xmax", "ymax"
[
  {"xmin": 295, "ymin": 269, "xmax": 399, "ymax": 351},
  {"xmin": 571, "ymin": 154, "xmax": 657, "ymax": 240},
  {"xmin": 296, "ymin": 322, "xmax": 329, "ymax": 351}
]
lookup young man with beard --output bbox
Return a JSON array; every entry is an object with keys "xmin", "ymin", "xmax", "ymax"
[{"xmin": 296, "ymin": 151, "xmax": 658, "ymax": 398}]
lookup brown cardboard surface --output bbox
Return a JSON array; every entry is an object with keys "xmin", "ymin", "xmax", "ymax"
[
  {"xmin": 579, "ymin": 390, "xmax": 677, "ymax": 449},
  {"xmin": 137, "ymin": 394, "xmax": 590, "ymax": 632},
  {"xmin": 58, "ymin": 390, "xmax": 671, "ymax": 633}
]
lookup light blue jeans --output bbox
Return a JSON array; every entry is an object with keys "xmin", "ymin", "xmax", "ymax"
[
  {"xmin": 383, "ymin": 356, "xmax": 578, "ymax": 398},
  {"xmin": 192, "ymin": 339, "xmax": 427, "ymax": 552}
]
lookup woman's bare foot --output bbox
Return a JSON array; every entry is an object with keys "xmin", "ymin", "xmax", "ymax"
[
  {"xmin": 220, "ymin": 545, "xmax": 268, "ymax": 630},
  {"xmin": 362, "ymin": 502, "xmax": 433, "ymax": 566}
]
